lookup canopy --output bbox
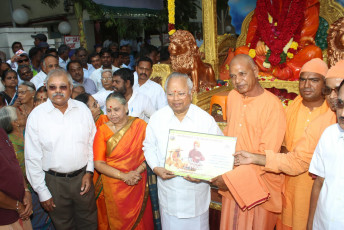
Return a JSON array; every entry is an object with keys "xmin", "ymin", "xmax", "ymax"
[{"xmin": 92, "ymin": 0, "xmax": 164, "ymax": 17}]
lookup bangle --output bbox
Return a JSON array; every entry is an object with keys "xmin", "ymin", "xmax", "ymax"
[
  {"xmin": 16, "ymin": 200, "xmax": 20, "ymax": 212},
  {"xmin": 141, "ymin": 164, "xmax": 146, "ymax": 171},
  {"xmin": 25, "ymin": 188, "xmax": 30, "ymax": 192}
]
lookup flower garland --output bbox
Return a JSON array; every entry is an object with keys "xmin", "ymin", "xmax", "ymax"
[
  {"xmin": 248, "ymin": 0, "xmax": 305, "ymax": 67},
  {"xmin": 168, "ymin": 0, "xmax": 176, "ymax": 35}
]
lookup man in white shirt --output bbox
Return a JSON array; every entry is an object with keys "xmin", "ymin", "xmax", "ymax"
[
  {"xmin": 67, "ymin": 60, "xmax": 97, "ymax": 95},
  {"xmin": 112, "ymin": 68, "xmax": 155, "ymax": 122},
  {"xmin": 58, "ymin": 44, "xmax": 70, "ymax": 70},
  {"xmin": 75, "ymin": 47, "xmax": 95, "ymax": 79},
  {"xmin": 143, "ymin": 72, "xmax": 222, "ymax": 230},
  {"xmin": 30, "ymin": 54, "xmax": 59, "ymax": 89},
  {"xmin": 90, "ymin": 48, "xmax": 119, "ymax": 91},
  {"xmin": 25, "ymin": 68, "xmax": 97, "ymax": 229},
  {"xmin": 133, "ymin": 57, "xmax": 167, "ymax": 110},
  {"xmin": 308, "ymin": 80, "xmax": 344, "ymax": 230}
]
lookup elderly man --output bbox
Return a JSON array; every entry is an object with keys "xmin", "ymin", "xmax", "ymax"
[
  {"xmin": 144, "ymin": 72, "xmax": 222, "ymax": 229},
  {"xmin": 307, "ymin": 62, "xmax": 344, "ymax": 230},
  {"xmin": 67, "ymin": 60, "xmax": 97, "ymax": 95},
  {"xmin": 25, "ymin": 69, "xmax": 97, "ymax": 229},
  {"xmin": 30, "ymin": 54, "xmax": 59, "ymax": 89},
  {"xmin": 134, "ymin": 57, "xmax": 167, "ymax": 110},
  {"xmin": 211, "ymin": 54, "xmax": 287, "ymax": 229},
  {"xmin": 234, "ymin": 59, "xmax": 344, "ymax": 230},
  {"xmin": 90, "ymin": 48, "xmax": 119, "ymax": 91}
]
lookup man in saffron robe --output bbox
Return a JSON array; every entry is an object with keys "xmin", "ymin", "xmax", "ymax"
[
  {"xmin": 211, "ymin": 54, "xmax": 287, "ymax": 229},
  {"xmin": 234, "ymin": 60, "xmax": 344, "ymax": 230},
  {"xmin": 232, "ymin": 0, "xmax": 322, "ymax": 80}
]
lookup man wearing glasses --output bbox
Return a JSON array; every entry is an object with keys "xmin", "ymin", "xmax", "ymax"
[
  {"xmin": 307, "ymin": 61, "xmax": 344, "ymax": 230},
  {"xmin": 30, "ymin": 54, "xmax": 59, "ymax": 90},
  {"xmin": 25, "ymin": 68, "xmax": 97, "ymax": 229}
]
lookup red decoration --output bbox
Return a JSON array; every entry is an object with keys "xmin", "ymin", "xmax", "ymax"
[{"xmin": 250, "ymin": 0, "xmax": 305, "ymax": 66}]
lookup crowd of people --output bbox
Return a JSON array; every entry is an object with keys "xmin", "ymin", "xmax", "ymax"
[{"xmin": 0, "ymin": 32, "xmax": 343, "ymax": 230}]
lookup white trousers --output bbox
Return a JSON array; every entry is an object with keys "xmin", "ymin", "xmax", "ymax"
[{"xmin": 160, "ymin": 209, "xmax": 209, "ymax": 230}]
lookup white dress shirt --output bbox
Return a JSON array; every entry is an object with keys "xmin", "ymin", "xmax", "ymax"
[
  {"xmin": 309, "ymin": 124, "xmax": 344, "ymax": 230},
  {"xmin": 92, "ymin": 89, "xmax": 112, "ymax": 112},
  {"xmin": 30, "ymin": 71, "xmax": 47, "ymax": 90},
  {"xmin": 59, "ymin": 57, "xmax": 69, "ymax": 70},
  {"xmin": 83, "ymin": 63, "xmax": 95, "ymax": 79},
  {"xmin": 90, "ymin": 65, "xmax": 119, "ymax": 91},
  {"xmin": 133, "ymin": 79, "xmax": 167, "ymax": 110},
  {"xmin": 143, "ymin": 104, "xmax": 223, "ymax": 218},
  {"xmin": 128, "ymin": 90, "xmax": 155, "ymax": 123},
  {"xmin": 25, "ymin": 98, "xmax": 96, "ymax": 202}
]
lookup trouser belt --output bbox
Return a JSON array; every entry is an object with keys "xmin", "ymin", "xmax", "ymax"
[{"xmin": 45, "ymin": 166, "xmax": 86, "ymax": 178}]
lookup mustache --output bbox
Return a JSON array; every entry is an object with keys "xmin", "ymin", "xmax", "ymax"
[
  {"xmin": 139, "ymin": 73, "xmax": 147, "ymax": 77},
  {"xmin": 339, "ymin": 116, "xmax": 344, "ymax": 120},
  {"xmin": 52, "ymin": 92, "xmax": 65, "ymax": 97}
]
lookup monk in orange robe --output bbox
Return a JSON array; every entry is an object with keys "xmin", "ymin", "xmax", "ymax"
[
  {"xmin": 234, "ymin": 60, "xmax": 344, "ymax": 230},
  {"xmin": 94, "ymin": 93, "xmax": 153, "ymax": 230},
  {"xmin": 211, "ymin": 54, "xmax": 287, "ymax": 229},
  {"xmin": 223, "ymin": 0, "xmax": 322, "ymax": 81}
]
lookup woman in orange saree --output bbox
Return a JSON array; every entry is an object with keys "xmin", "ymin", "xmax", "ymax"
[{"xmin": 94, "ymin": 92, "xmax": 153, "ymax": 230}]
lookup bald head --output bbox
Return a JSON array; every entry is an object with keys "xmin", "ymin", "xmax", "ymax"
[
  {"xmin": 229, "ymin": 54, "xmax": 262, "ymax": 97},
  {"xmin": 230, "ymin": 54, "xmax": 257, "ymax": 70}
]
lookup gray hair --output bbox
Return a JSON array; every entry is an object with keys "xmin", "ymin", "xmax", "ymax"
[
  {"xmin": 101, "ymin": 69, "xmax": 113, "ymax": 77},
  {"xmin": 164, "ymin": 72, "xmax": 193, "ymax": 94},
  {"xmin": 19, "ymin": 81, "xmax": 36, "ymax": 91},
  {"xmin": 106, "ymin": 92, "xmax": 127, "ymax": 106},
  {"xmin": 0, "ymin": 106, "xmax": 17, "ymax": 133},
  {"xmin": 45, "ymin": 68, "xmax": 73, "ymax": 90}
]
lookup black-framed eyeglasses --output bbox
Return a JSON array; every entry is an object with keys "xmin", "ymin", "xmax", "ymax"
[{"xmin": 18, "ymin": 59, "xmax": 29, "ymax": 63}]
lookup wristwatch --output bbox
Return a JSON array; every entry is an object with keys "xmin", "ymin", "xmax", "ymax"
[{"xmin": 86, "ymin": 171, "xmax": 94, "ymax": 175}]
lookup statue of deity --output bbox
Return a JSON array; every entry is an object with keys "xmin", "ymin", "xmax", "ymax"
[
  {"xmin": 228, "ymin": 0, "xmax": 323, "ymax": 80},
  {"xmin": 327, "ymin": 17, "xmax": 344, "ymax": 68}
]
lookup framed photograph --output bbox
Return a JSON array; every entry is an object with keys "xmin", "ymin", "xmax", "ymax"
[{"xmin": 165, "ymin": 129, "xmax": 237, "ymax": 181}]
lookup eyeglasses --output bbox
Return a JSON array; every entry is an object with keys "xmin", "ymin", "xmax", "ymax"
[
  {"xmin": 322, "ymin": 86, "xmax": 340, "ymax": 95},
  {"xmin": 166, "ymin": 91, "xmax": 188, "ymax": 99},
  {"xmin": 48, "ymin": 85, "xmax": 69, "ymax": 91},
  {"xmin": 101, "ymin": 77, "xmax": 112, "ymax": 81},
  {"xmin": 17, "ymin": 90, "xmax": 29, "ymax": 95},
  {"xmin": 336, "ymin": 99, "xmax": 344, "ymax": 109},
  {"xmin": 18, "ymin": 59, "xmax": 29, "ymax": 63}
]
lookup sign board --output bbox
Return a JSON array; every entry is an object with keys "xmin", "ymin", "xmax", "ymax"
[{"xmin": 64, "ymin": 36, "xmax": 80, "ymax": 49}]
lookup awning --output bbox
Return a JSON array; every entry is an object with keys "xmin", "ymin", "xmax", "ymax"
[{"xmin": 92, "ymin": 0, "xmax": 164, "ymax": 17}]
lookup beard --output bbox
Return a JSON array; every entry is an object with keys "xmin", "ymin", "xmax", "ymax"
[{"xmin": 170, "ymin": 51, "xmax": 194, "ymax": 74}]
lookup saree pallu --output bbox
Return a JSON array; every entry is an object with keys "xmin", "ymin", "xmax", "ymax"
[{"xmin": 94, "ymin": 117, "xmax": 153, "ymax": 230}]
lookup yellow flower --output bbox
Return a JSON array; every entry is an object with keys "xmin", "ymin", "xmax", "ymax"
[
  {"xmin": 287, "ymin": 52, "xmax": 294, "ymax": 59},
  {"xmin": 290, "ymin": 41, "xmax": 298, "ymax": 50},
  {"xmin": 248, "ymin": 49, "xmax": 256, "ymax": 58},
  {"xmin": 268, "ymin": 14, "xmax": 273, "ymax": 24},
  {"xmin": 225, "ymin": 64, "xmax": 229, "ymax": 70},
  {"xmin": 168, "ymin": 0, "xmax": 175, "ymax": 24},
  {"xmin": 168, "ymin": 29, "xmax": 176, "ymax": 36}
]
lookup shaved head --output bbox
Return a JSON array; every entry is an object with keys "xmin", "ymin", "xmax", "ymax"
[{"xmin": 230, "ymin": 54, "xmax": 257, "ymax": 70}]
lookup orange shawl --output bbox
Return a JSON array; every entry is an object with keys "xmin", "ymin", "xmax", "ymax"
[{"xmin": 93, "ymin": 117, "xmax": 152, "ymax": 230}]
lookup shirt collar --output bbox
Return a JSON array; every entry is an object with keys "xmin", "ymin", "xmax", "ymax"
[
  {"xmin": 167, "ymin": 104, "xmax": 194, "ymax": 121},
  {"xmin": 45, "ymin": 98, "xmax": 77, "ymax": 113}
]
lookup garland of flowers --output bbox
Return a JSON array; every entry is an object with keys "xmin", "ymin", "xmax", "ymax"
[
  {"xmin": 168, "ymin": 0, "xmax": 176, "ymax": 35},
  {"xmin": 248, "ymin": 0, "xmax": 305, "ymax": 67}
]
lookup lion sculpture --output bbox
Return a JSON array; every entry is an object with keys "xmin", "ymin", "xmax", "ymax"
[
  {"xmin": 168, "ymin": 30, "xmax": 216, "ymax": 92},
  {"xmin": 328, "ymin": 17, "xmax": 344, "ymax": 68}
]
